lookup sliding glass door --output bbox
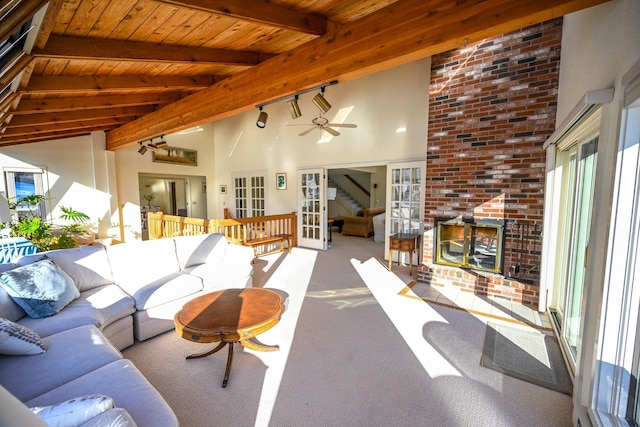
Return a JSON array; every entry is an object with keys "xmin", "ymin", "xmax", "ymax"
[{"xmin": 563, "ymin": 138, "xmax": 598, "ymax": 357}]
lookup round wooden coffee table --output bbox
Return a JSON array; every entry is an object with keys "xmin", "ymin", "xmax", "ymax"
[{"xmin": 174, "ymin": 287, "xmax": 285, "ymax": 387}]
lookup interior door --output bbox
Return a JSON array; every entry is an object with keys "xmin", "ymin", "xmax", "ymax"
[
  {"xmin": 385, "ymin": 161, "xmax": 425, "ymax": 264},
  {"xmin": 298, "ymin": 169, "xmax": 326, "ymax": 250}
]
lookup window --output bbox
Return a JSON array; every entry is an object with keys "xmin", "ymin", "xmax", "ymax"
[
  {"xmin": 4, "ymin": 168, "xmax": 48, "ymax": 220},
  {"xmin": 592, "ymin": 72, "xmax": 640, "ymax": 426},
  {"xmin": 232, "ymin": 171, "xmax": 266, "ymax": 218}
]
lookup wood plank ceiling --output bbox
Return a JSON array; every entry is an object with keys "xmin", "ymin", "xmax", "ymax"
[{"xmin": 0, "ymin": 0, "xmax": 610, "ymax": 150}]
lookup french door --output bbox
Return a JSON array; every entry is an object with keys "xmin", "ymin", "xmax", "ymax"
[
  {"xmin": 385, "ymin": 161, "xmax": 425, "ymax": 264},
  {"xmin": 297, "ymin": 169, "xmax": 326, "ymax": 250}
]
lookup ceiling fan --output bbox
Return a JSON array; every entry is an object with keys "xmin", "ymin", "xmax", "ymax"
[{"xmin": 292, "ymin": 115, "xmax": 357, "ymax": 136}]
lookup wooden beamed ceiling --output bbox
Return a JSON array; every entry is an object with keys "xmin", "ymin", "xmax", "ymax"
[{"xmin": 0, "ymin": 0, "xmax": 611, "ymax": 149}]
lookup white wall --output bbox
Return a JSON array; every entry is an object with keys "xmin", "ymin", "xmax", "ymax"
[
  {"xmin": 554, "ymin": 0, "xmax": 640, "ymax": 423},
  {"xmin": 211, "ymin": 58, "xmax": 431, "ymax": 216},
  {"xmin": 113, "ymin": 123, "xmax": 216, "ymax": 240},
  {"xmin": 0, "ymin": 134, "xmax": 113, "ymax": 236}
]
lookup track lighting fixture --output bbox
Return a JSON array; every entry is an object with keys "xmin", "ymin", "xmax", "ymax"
[
  {"xmin": 254, "ymin": 80, "xmax": 337, "ymax": 129},
  {"xmin": 155, "ymin": 135, "xmax": 168, "ymax": 149},
  {"xmin": 138, "ymin": 142, "xmax": 147, "ymax": 155},
  {"xmin": 287, "ymin": 95, "xmax": 301, "ymax": 119},
  {"xmin": 312, "ymin": 87, "xmax": 331, "ymax": 114},
  {"xmin": 256, "ymin": 107, "xmax": 268, "ymax": 128}
]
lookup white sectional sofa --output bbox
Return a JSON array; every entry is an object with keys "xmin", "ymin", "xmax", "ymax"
[{"xmin": 0, "ymin": 233, "xmax": 255, "ymax": 426}]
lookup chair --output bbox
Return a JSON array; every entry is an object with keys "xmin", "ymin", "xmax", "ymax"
[{"xmin": 341, "ymin": 208, "xmax": 385, "ymax": 238}]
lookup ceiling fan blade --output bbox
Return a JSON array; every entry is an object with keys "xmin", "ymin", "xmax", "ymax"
[
  {"xmin": 324, "ymin": 127, "xmax": 340, "ymax": 136},
  {"xmin": 327, "ymin": 123, "xmax": 357, "ymax": 128},
  {"xmin": 299, "ymin": 127, "xmax": 316, "ymax": 136}
]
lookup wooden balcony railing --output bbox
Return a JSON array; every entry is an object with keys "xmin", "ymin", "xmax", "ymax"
[{"xmin": 147, "ymin": 211, "xmax": 298, "ymax": 256}]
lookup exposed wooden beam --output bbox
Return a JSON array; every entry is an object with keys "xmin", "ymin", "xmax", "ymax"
[
  {"xmin": 11, "ymin": 93, "xmax": 184, "ymax": 114},
  {"xmin": 1, "ymin": 116, "xmax": 130, "ymax": 137},
  {"xmin": 33, "ymin": 35, "xmax": 275, "ymax": 66},
  {"xmin": 106, "ymin": 0, "xmax": 610, "ymax": 150},
  {"xmin": 156, "ymin": 0, "xmax": 327, "ymax": 35},
  {"xmin": 25, "ymin": 75, "xmax": 215, "ymax": 94},
  {"xmin": 0, "ymin": 92, "xmax": 20, "ymax": 115},
  {"xmin": 7, "ymin": 105, "xmax": 156, "ymax": 127},
  {"xmin": 0, "ymin": 0, "xmax": 47, "ymax": 44},
  {"xmin": 32, "ymin": 0, "xmax": 64, "ymax": 50},
  {"xmin": 0, "ymin": 52, "xmax": 32, "ymax": 89},
  {"xmin": 0, "ymin": 129, "xmax": 98, "ymax": 146}
]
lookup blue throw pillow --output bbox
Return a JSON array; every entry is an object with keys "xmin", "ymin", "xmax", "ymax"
[{"xmin": 0, "ymin": 257, "xmax": 79, "ymax": 318}]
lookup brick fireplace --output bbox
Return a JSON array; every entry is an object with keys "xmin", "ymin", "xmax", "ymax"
[{"xmin": 418, "ymin": 18, "xmax": 562, "ymax": 307}]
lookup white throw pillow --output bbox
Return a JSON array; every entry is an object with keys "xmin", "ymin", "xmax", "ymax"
[
  {"xmin": 31, "ymin": 395, "xmax": 114, "ymax": 427},
  {"xmin": 0, "ymin": 317, "xmax": 46, "ymax": 355}
]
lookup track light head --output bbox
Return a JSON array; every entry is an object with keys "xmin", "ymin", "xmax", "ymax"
[
  {"xmin": 156, "ymin": 137, "xmax": 168, "ymax": 149},
  {"xmin": 287, "ymin": 96, "xmax": 301, "ymax": 119},
  {"xmin": 256, "ymin": 108, "xmax": 268, "ymax": 128},
  {"xmin": 312, "ymin": 88, "xmax": 331, "ymax": 114},
  {"xmin": 138, "ymin": 143, "xmax": 147, "ymax": 155}
]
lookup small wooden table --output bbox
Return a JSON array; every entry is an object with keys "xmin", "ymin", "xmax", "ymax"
[
  {"xmin": 174, "ymin": 288, "xmax": 285, "ymax": 388},
  {"xmin": 389, "ymin": 233, "xmax": 420, "ymax": 276}
]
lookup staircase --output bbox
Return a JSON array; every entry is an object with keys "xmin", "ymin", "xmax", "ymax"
[{"xmin": 328, "ymin": 178, "xmax": 363, "ymax": 215}]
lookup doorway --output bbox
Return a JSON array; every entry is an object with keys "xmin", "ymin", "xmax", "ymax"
[{"xmin": 138, "ymin": 173, "xmax": 207, "ymax": 239}]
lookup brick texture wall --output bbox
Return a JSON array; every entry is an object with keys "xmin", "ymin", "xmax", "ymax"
[{"xmin": 418, "ymin": 18, "xmax": 562, "ymax": 307}]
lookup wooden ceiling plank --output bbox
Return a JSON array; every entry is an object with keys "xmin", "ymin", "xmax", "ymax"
[
  {"xmin": 34, "ymin": 35, "xmax": 272, "ymax": 66},
  {"xmin": 107, "ymin": 0, "xmax": 608, "ymax": 150},
  {"xmin": 108, "ymin": 1, "xmax": 163, "ymax": 41},
  {"xmin": 12, "ymin": 93, "xmax": 183, "ymax": 114},
  {"xmin": 7, "ymin": 105, "xmax": 157, "ymax": 127},
  {"xmin": 0, "ymin": 0, "xmax": 47, "ymax": 44},
  {"xmin": 25, "ymin": 75, "xmax": 215, "ymax": 93},
  {"xmin": 155, "ymin": 0, "xmax": 327, "ymax": 35},
  {"xmin": 87, "ymin": 0, "xmax": 143, "ymax": 39},
  {"xmin": 64, "ymin": 0, "xmax": 110, "ymax": 37}
]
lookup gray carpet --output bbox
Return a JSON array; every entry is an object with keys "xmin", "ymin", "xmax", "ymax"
[
  {"xmin": 481, "ymin": 322, "xmax": 573, "ymax": 395},
  {"xmin": 123, "ymin": 234, "xmax": 574, "ymax": 426}
]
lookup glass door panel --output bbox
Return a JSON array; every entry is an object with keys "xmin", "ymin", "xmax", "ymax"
[
  {"xmin": 298, "ymin": 169, "xmax": 326, "ymax": 250},
  {"xmin": 563, "ymin": 138, "xmax": 598, "ymax": 358},
  {"xmin": 385, "ymin": 161, "xmax": 425, "ymax": 264}
]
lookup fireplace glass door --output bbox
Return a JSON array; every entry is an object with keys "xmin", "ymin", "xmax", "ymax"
[{"xmin": 435, "ymin": 219, "xmax": 503, "ymax": 273}]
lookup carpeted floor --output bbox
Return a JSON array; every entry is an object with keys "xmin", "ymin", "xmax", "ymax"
[{"xmin": 123, "ymin": 233, "xmax": 573, "ymax": 426}]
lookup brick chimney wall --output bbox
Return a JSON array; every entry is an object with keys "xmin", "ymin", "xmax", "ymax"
[{"xmin": 418, "ymin": 18, "xmax": 562, "ymax": 307}]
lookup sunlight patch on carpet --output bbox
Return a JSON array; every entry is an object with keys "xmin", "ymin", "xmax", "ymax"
[
  {"xmin": 250, "ymin": 248, "xmax": 317, "ymax": 427},
  {"xmin": 351, "ymin": 256, "xmax": 462, "ymax": 379}
]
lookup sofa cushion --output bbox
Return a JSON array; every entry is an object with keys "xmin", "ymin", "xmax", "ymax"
[
  {"xmin": 0, "ymin": 325, "xmax": 122, "ymax": 402},
  {"xmin": 31, "ymin": 394, "xmax": 115, "ymax": 426},
  {"xmin": 124, "ymin": 272, "xmax": 203, "ymax": 311},
  {"xmin": 26, "ymin": 360, "xmax": 179, "ymax": 427},
  {"xmin": 18, "ymin": 285, "xmax": 135, "ymax": 339},
  {"xmin": 0, "ymin": 257, "xmax": 80, "ymax": 318},
  {"xmin": 0, "ymin": 318, "xmax": 46, "ymax": 355},
  {"xmin": 0, "ymin": 284, "xmax": 26, "ymax": 322},
  {"xmin": 19, "ymin": 245, "xmax": 115, "ymax": 293},
  {"xmin": 173, "ymin": 233, "xmax": 228, "ymax": 270},
  {"xmin": 106, "ymin": 239, "xmax": 181, "ymax": 292}
]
